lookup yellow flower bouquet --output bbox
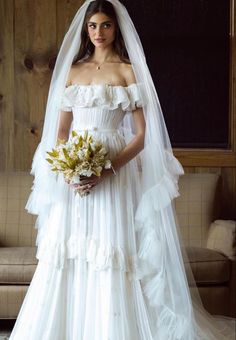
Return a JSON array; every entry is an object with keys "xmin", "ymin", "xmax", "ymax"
[{"xmin": 46, "ymin": 130, "xmax": 112, "ymax": 196}]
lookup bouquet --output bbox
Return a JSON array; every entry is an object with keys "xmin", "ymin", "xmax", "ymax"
[{"xmin": 46, "ymin": 130, "xmax": 112, "ymax": 196}]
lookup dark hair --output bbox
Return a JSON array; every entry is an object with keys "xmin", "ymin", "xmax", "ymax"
[{"xmin": 72, "ymin": 0, "xmax": 130, "ymax": 65}]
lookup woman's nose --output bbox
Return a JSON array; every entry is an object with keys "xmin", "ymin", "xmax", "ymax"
[{"xmin": 96, "ymin": 26, "xmax": 103, "ymax": 36}]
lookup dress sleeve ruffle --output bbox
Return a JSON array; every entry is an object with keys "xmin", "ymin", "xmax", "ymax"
[{"xmin": 60, "ymin": 83, "xmax": 145, "ymax": 112}]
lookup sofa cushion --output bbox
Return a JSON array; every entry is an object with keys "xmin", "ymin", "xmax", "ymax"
[
  {"xmin": 186, "ymin": 246, "xmax": 230, "ymax": 285},
  {"xmin": 207, "ymin": 220, "xmax": 236, "ymax": 260},
  {"xmin": 0, "ymin": 247, "xmax": 38, "ymax": 284},
  {"xmin": 0, "ymin": 246, "xmax": 231, "ymax": 286}
]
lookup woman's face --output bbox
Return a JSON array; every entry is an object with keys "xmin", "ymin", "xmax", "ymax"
[{"xmin": 87, "ymin": 12, "xmax": 116, "ymax": 48}]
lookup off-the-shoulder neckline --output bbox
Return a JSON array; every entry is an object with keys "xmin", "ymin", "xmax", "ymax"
[{"xmin": 65, "ymin": 83, "xmax": 138, "ymax": 90}]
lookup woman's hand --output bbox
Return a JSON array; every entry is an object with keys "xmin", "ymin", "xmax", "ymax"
[{"xmin": 72, "ymin": 168, "xmax": 113, "ymax": 196}]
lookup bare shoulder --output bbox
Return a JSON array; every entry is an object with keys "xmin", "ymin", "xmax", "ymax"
[
  {"xmin": 65, "ymin": 66, "xmax": 75, "ymax": 87},
  {"xmin": 66, "ymin": 61, "xmax": 84, "ymax": 87},
  {"xmin": 120, "ymin": 62, "xmax": 137, "ymax": 86}
]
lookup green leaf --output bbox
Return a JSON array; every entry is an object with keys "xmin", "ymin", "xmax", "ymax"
[
  {"xmin": 62, "ymin": 148, "xmax": 70, "ymax": 160},
  {"xmin": 47, "ymin": 149, "xmax": 59, "ymax": 158},
  {"xmin": 46, "ymin": 158, "xmax": 54, "ymax": 164}
]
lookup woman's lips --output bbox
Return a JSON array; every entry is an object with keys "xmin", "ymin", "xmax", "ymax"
[{"xmin": 95, "ymin": 38, "xmax": 105, "ymax": 42}]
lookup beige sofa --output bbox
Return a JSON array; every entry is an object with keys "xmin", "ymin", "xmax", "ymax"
[{"xmin": 0, "ymin": 172, "xmax": 235, "ymax": 319}]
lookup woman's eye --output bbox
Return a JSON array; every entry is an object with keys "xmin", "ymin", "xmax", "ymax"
[{"xmin": 88, "ymin": 23, "xmax": 111, "ymax": 29}]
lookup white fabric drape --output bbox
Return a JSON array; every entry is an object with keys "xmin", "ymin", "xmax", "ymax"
[{"xmin": 22, "ymin": 0, "xmax": 235, "ymax": 339}]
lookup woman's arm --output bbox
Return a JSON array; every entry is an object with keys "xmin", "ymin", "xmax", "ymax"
[
  {"xmin": 57, "ymin": 110, "xmax": 73, "ymax": 144},
  {"xmin": 110, "ymin": 106, "xmax": 145, "ymax": 172},
  {"xmin": 111, "ymin": 62, "xmax": 145, "ymax": 171},
  {"xmin": 56, "ymin": 69, "xmax": 73, "ymax": 144}
]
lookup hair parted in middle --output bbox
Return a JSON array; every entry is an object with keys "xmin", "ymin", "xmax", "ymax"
[{"xmin": 72, "ymin": 0, "xmax": 130, "ymax": 65}]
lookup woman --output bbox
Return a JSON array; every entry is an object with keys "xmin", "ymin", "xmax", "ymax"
[
  {"xmin": 60, "ymin": 9, "xmax": 145, "ymax": 196},
  {"xmin": 9, "ymin": 0, "xmax": 235, "ymax": 339}
]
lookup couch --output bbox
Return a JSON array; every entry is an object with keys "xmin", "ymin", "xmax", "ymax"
[{"xmin": 0, "ymin": 172, "xmax": 235, "ymax": 319}]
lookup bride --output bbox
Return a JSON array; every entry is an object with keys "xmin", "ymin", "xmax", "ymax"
[
  {"xmin": 9, "ymin": 0, "xmax": 235, "ymax": 339},
  {"xmin": 61, "ymin": 12, "xmax": 145, "ymax": 196}
]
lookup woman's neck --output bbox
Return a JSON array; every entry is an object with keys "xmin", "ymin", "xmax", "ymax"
[{"xmin": 89, "ymin": 46, "xmax": 120, "ymax": 64}]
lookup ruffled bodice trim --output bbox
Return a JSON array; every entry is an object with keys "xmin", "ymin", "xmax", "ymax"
[{"xmin": 60, "ymin": 83, "xmax": 144, "ymax": 111}]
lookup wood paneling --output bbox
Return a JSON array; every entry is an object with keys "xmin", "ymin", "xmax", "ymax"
[
  {"xmin": 174, "ymin": 150, "xmax": 236, "ymax": 167},
  {"xmin": 14, "ymin": 0, "xmax": 57, "ymax": 170},
  {"xmin": 0, "ymin": 0, "xmax": 14, "ymax": 171},
  {"xmin": 1, "ymin": 0, "xmax": 85, "ymax": 171},
  {"xmin": 57, "ymin": 0, "xmax": 85, "ymax": 49}
]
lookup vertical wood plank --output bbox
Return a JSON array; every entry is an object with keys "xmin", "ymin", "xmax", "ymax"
[
  {"xmin": 14, "ymin": 0, "xmax": 57, "ymax": 170},
  {"xmin": 0, "ymin": 0, "xmax": 14, "ymax": 171},
  {"xmin": 57, "ymin": 0, "xmax": 85, "ymax": 49}
]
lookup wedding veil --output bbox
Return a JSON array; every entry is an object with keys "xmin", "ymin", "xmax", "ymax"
[{"xmin": 25, "ymin": 0, "xmax": 235, "ymax": 339}]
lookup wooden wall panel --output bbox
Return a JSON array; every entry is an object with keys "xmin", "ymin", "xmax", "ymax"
[
  {"xmin": 0, "ymin": 0, "xmax": 14, "ymax": 171},
  {"xmin": 0, "ymin": 0, "xmax": 87, "ymax": 171},
  {"xmin": 14, "ymin": 0, "xmax": 57, "ymax": 170},
  {"xmin": 57, "ymin": 0, "xmax": 85, "ymax": 49}
]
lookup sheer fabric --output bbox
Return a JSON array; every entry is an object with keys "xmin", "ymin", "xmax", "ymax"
[{"xmin": 9, "ymin": 1, "xmax": 236, "ymax": 339}]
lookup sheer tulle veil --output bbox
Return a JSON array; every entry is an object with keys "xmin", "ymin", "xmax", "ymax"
[{"xmin": 25, "ymin": 0, "xmax": 235, "ymax": 338}]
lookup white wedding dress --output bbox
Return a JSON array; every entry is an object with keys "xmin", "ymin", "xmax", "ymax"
[{"xmin": 9, "ymin": 83, "xmax": 235, "ymax": 340}]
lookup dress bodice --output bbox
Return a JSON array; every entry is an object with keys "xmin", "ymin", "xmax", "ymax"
[{"xmin": 60, "ymin": 83, "xmax": 144, "ymax": 131}]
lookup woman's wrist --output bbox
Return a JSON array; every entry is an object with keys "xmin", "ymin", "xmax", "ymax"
[
  {"xmin": 103, "ymin": 168, "xmax": 114, "ymax": 177},
  {"xmin": 56, "ymin": 137, "xmax": 66, "ymax": 146},
  {"xmin": 102, "ymin": 165, "xmax": 117, "ymax": 178},
  {"xmin": 110, "ymin": 164, "xmax": 117, "ymax": 176}
]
